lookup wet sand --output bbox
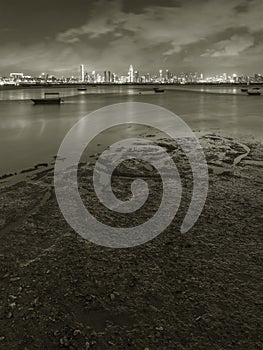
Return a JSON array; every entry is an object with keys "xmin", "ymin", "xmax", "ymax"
[{"xmin": 0, "ymin": 133, "xmax": 262, "ymax": 349}]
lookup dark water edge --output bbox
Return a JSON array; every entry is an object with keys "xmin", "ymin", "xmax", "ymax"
[{"xmin": 1, "ymin": 131, "xmax": 262, "ymax": 187}]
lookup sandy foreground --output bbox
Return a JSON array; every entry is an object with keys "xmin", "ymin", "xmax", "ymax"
[{"xmin": 0, "ymin": 133, "xmax": 262, "ymax": 350}]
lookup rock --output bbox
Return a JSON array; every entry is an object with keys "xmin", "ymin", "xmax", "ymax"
[
  {"xmin": 59, "ymin": 336, "xmax": 70, "ymax": 347},
  {"xmin": 33, "ymin": 297, "xmax": 39, "ymax": 306},
  {"xmin": 10, "ymin": 277, "xmax": 20, "ymax": 282},
  {"xmin": 7, "ymin": 312, "xmax": 13, "ymax": 319},
  {"xmin": 73, "ymin": 329, "xmax": 81, "ymax": 337}
]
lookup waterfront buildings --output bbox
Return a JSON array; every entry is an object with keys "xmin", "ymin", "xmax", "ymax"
[
  {"xmin": 0, "ymin": 64, "xmax": 263, "ymax": 86},
  {"xmin": 128, "ymin": 65, "xmax": 134, "ymax": 83},
  {"xmin": 80, "ymin": 64, "xmax": 85, "ymax": 82}
]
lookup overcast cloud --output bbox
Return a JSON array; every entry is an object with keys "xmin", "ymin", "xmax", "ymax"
[{"xmin": 0, "ymin": 0, "xmax": 262, "ymax": 76}]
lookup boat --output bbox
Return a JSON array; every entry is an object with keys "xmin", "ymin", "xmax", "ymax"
[
  {"xmin": 247, "ymin": 90, "xmax": 261, "ymax": 96},
  {"xmin": 32, "ymin": 92, "xmax": 63, "ymax": 105},
  {"xmin": 252, "ymin": 87, "xmax": 260, "ymax": 90},
  {"xmin": 240, "ymin": 88, "xmax": 248, "ymax": 92},
  {"xmin": 77, "ymin": 87, "xmax": 87, "ymax": 91},
  {"xmin": 153, "ymin": 87, "xmax": 165, "ymax": 93}
]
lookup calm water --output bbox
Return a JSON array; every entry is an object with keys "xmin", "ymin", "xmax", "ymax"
[{"xmin": 0, "ymin": 85, "xmax": 262, "ymax": 176}]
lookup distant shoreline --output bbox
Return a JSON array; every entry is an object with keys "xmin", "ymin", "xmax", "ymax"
[{"xmin": 1, "ymin": 82, "xmax": 263, "ymax": 91}]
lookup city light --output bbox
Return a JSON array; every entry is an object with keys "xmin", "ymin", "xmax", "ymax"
[{"xmin": 0, "ymin": 65, "xmax": 262, "ymax": 86}]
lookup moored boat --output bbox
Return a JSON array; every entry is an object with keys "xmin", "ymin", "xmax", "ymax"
[
  {"xmin": 77, "ymin": 87, "xmax": 87, "ymax": 91},
  {"xmin": 247, "ymin": 90, "xmax": 261, "ymax": 96},
  {"xmin": 32, "ymin": 92, "xmax": 63, "ymax": 105},
  {"xmin": 240, "ymin": 88, "xmax": 248, "ymax": 92},
  {"xmin": 153, "ymin": 87, "xmax": 165, "ymax": 93}
]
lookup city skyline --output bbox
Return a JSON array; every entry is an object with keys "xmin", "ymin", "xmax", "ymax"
[
  {"xmin": 2, "ymin": 63, "xmax": 263, "ymax": 86},
  {"xmin": 0, "ymin": 0, "xmax": 263, "ymax": 76},
  {"xmin": 3, "ymin": 64, "xmax": 263, "ymax": 78}
]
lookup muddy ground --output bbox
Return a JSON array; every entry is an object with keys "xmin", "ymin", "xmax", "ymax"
[{"xmin": 0, "ymin": 134, "xmax": 262, "ymax": 350}]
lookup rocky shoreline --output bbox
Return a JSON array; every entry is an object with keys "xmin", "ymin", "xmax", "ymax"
[{"xmin": 0, "ymin": 133, "xmax": 262, "ymax": 349}]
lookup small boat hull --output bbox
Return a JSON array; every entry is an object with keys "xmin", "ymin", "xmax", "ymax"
[
  {"xmin": 153, "ymin": 87, "xmax": 165, "ymax": 93},
  {"xmin": 241, "ymin": 88, "xmax": 248, "ymax": 92},
  {"xmin": 246, "ymin": 91, "xmax": 261, "ymax": 96},
  {"xmin": 77, "ymin": 88, "xmax": 87, "ymax": 91},
  {"xmin": 32, "ymin": 98, "xmax": 62, "ymax": 105}
]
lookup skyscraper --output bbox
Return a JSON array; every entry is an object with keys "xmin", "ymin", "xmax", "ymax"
[
  {"xmin": 107, "ymin": 71, "xmax": 111, "ymax": 83},
  {"xmin": 128, "ymin": 65, "xmax": 134, "ymax": 83},
  {"xmin": 80, "ymin": 64, "xmax": 85, "ymax": 82},
  {"xmin": 134, "ymin": 70, "xmax": 139, "ymax": 83},
  {"xmin": 104, "ymin": 71, "xmax": 107, "ymax": 83}
]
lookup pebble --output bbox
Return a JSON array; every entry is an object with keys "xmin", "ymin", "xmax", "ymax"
[
  {"xmin": 73, "ymin": 329, "xmax": 81, "ymax": 337},
  {"xmin": 7, "ymin": 312, "xmax": 13, "ymax": 319},
  {"xmin": 10, "ymin": 277, "xmax": 21, "ymax": 282},
  {"xmin": 60, "ymin": 336, "xmax": 70, "ymax": 346},
  {"xmin": 9, "ymin": 303, "xmax": 16, "ymax": 309}
]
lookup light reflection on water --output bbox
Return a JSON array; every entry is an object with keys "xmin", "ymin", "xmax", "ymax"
[
  {"xmin": 0, "ymin": 86, "xmax": 139, "ymax": 101},
  {"xmin": 0, "ymin": 85, "xmax": 262, "ymax": 175}
]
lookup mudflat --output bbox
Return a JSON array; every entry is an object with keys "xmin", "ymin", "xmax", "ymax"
[{"xmin": 0, "ymin": 134, "xmax": 262, "ymax": 350}]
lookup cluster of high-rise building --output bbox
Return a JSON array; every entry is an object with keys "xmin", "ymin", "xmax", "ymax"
[
  {"xmin": 77, "ymin": 64, "xmax": 204, "ymax": 84},
  {"xmin": 0, "ymin": 65, "xmax": 262, "ymax": 86},
  {"xmin": 77, "ymin": 65, "xmax": 263, "ymax": 84}
]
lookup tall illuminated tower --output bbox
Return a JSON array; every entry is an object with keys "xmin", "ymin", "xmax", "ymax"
[
  {"xmin": 80, "ymin": 64, "xmax": 85, "ymax": 82},
  {"xmin": 128, "ymin": 64, "xmax": 134, "ymax": 83}
]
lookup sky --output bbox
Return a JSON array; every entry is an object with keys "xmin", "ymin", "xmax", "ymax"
[{"xmin": 0, "ymin": 0, "xmax": 262, "ymax": 77}]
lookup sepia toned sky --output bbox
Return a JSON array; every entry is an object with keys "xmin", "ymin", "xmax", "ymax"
[{"xmin": 0, "ymin": 0, "xmax": 262, "ymax": 76}]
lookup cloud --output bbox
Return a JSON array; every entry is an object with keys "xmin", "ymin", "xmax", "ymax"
[
  {"xmin": 55, "ymin": 0, "xmax": 263, "ymax": 56},
  {"xmin": 1, "ymin": 0, "xmax": 263, "ymax": 75},
  {"xmin": 58, "ymin": 36, "xmax": 80, "ymax": 44},
  {"xmin": 0, "ymin": 42, "xmax": 84, "ymax": 75},
  {"xmin": 201, "ymin": 34, "xmax": 254, "ymax": 57},
  {"xmin": 56, "ymin": 0, "xmax": 123, "ymax": 43}
]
